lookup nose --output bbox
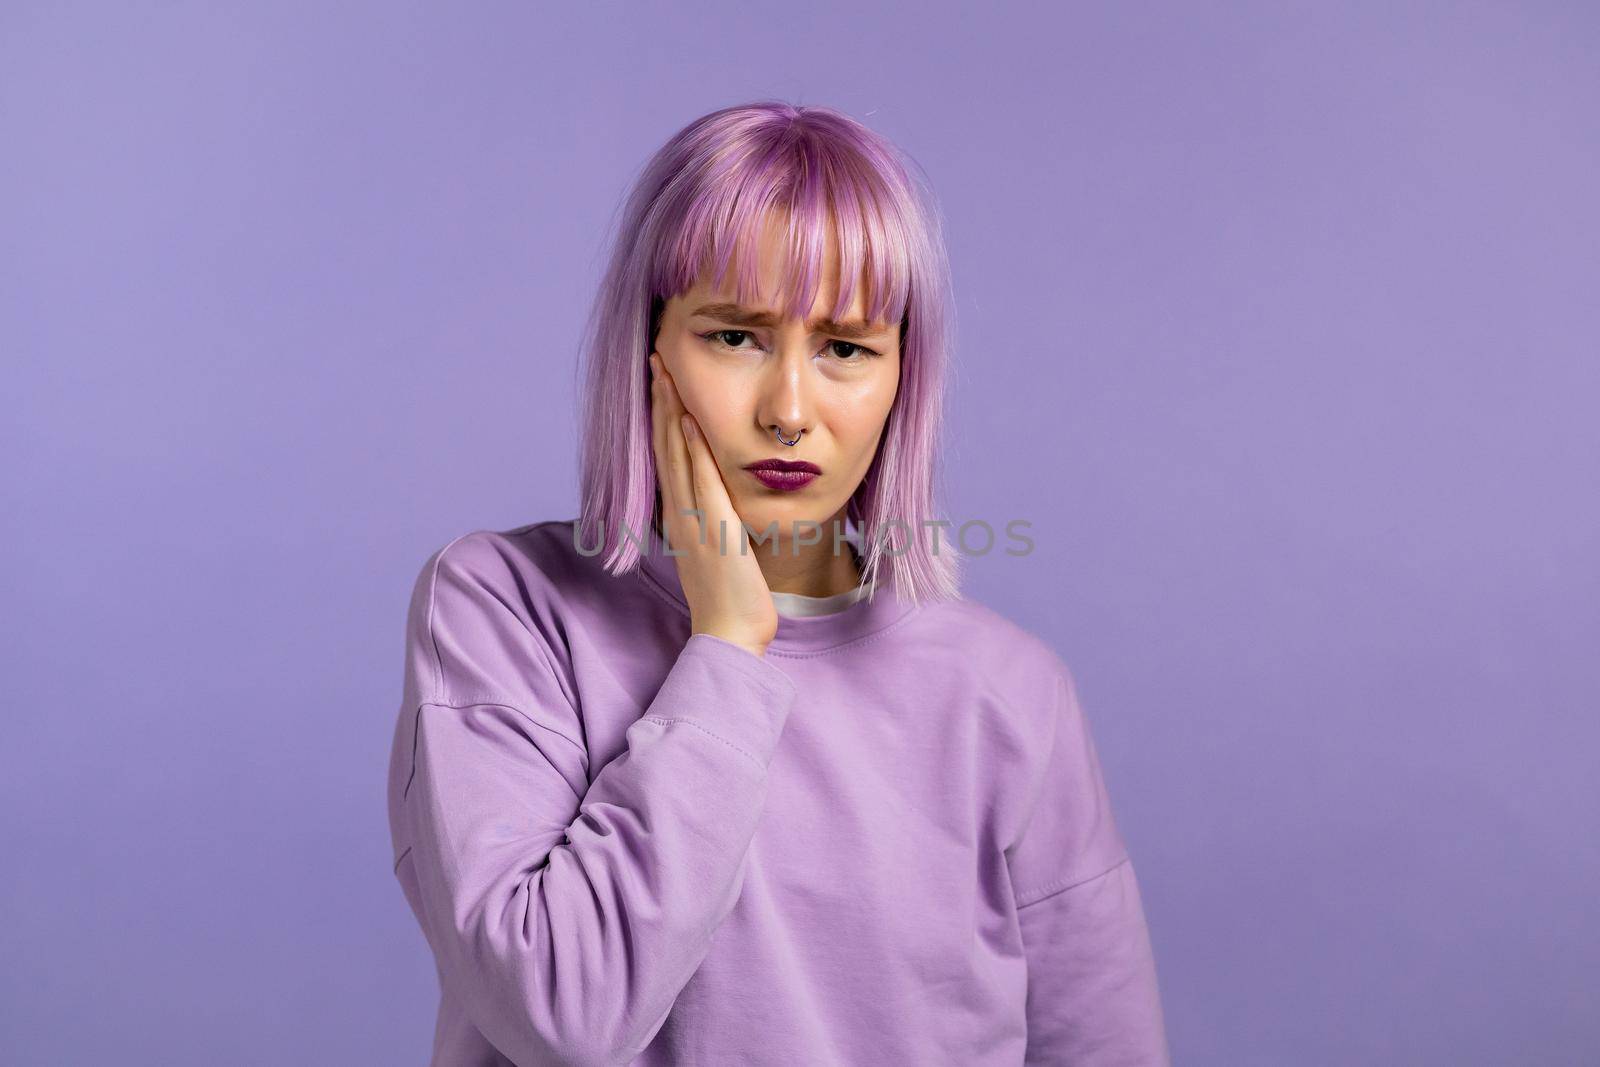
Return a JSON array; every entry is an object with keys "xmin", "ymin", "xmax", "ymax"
[{"xmin": 755, "ymin": 349, "xmax": 815, "ymax": 446}]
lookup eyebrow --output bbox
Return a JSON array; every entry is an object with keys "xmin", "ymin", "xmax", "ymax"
[{"xmin": 687, "ymin": 302, "xmax": 890, "ymax": 341}]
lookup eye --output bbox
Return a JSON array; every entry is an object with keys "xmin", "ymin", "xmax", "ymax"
[
  {"xmin": 826, "ymin": 340, "xmax": 880, "ymax": 362},
  {"xmin": 698, "ymin": 330, "xmax": 881, "ymax": 362},
  {"xmin": 700, "ymin": 329, "xmax": 760, "ymax": 351}
]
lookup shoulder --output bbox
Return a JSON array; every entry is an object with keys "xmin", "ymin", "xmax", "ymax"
[
  {"xmin": 906, "ymin": 594, "xmax": 1075, "ymax": 730},
  {"xmin": 411, "ymin": 519, "xmax": 603, "ymax": 622},
  {"xmin": 914, "ymin": 594, "xmax": 1068, "ymax": 678},
  {"xmin": 418, "ymin": 519, "xmax": 585, "ymax": 587},
  {"xmin": 403, "ymin": 519, "xmax": 594, "ymax": 709}
]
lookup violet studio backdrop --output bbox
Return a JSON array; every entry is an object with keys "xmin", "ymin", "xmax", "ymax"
[{"xmin": 3, "ymin": 2, "xmax": 1596, "ymax": 1064}]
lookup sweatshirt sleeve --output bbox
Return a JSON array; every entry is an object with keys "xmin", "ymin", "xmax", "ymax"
[
  {"xmin": 391, "ymin": 536, "xmax": 798, "ymax": 1067},
  {"xmin": 1005, "ymin": 661, "xmax": 1171, "ymax": 1066}
]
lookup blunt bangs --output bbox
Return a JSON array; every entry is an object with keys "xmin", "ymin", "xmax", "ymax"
[{"xmin": 653, "ymin": 132, "xmax": 913, "ymax": 340}]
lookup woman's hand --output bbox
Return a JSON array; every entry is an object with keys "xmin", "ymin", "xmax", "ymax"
[{"xmin": 649, "ymin": 351, "xmax": 780, "ymax": 659}]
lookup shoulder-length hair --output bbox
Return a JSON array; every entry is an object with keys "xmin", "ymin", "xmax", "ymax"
[{"xmin": 575, "ymin": 99, "xmax": 961, "ymax": 605}]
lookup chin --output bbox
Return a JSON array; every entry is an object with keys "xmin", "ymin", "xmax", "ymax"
[{"xmin": 733, "ymin": 503, "xmax": 836, "ymax": 539}]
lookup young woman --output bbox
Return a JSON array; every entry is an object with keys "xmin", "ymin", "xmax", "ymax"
[{"xmin": 386, "ymin": 101, "xmax": 1170, "ymax": 1065}]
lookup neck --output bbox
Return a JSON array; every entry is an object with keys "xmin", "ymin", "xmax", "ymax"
[{"xmin": 751, "ymin": 515, "xmax": 863, "ymax": 597}]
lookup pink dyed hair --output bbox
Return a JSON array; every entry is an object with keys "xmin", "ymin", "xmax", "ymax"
[{"xmin": 575, "ymin": 100, "xmax": 961, "ymax": 604}]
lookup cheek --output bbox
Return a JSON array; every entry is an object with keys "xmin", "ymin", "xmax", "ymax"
[
  {"xmin": 677, "ymin": 379, "xmax": 750, "ymax": 434},
  {"xmin": 837, "ymin": 374, "xmax": 898, "ymax": 439},
  {"xmin": 671, "ymin": 374, "xmax": 755, "ymax": 454},
  {"xmin": 827, "ymin": 406, "xmax": 894, "ymax": 458}
]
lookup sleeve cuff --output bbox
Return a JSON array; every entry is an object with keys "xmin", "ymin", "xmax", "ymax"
[{"xmin": 648, "ymin": 634, "xmax": 799, "ymax": 770}]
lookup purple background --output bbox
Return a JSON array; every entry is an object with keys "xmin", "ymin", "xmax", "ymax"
[{"xmin": 5, "ymin": 3, "xmax": 1596, "ymax": 1063}]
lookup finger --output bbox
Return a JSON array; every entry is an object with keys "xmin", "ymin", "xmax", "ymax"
[
  {"xmin": 649, "ymin": 354, "xmax": 675, "ymax": 538},
  {"xmin": 659, "ymin": 363, "xmax": 700, "ymax": 542},
  {"xmin": 681, "ymin": 412, "xmax": 743, "ymax": 555}
]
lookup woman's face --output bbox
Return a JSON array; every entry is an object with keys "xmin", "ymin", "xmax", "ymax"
[{"xmin": 651, "ymin": 223, "xmax": 901, "ymax": 548}]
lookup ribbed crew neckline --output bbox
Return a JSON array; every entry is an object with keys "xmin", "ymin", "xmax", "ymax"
[
  {"xmin": 633, "ymin": 527, "xmax": 918, "ymax": 655},
  {"xmin": 770, "ymin": 582, "xmax": 872, "ymax": 617}
]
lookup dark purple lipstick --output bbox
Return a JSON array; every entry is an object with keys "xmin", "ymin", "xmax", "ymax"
[{"xmin": 743, "ymin": 457, "xmax": 821, "ymax": 492}]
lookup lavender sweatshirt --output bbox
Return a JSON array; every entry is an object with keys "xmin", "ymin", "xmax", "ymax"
[{"xmin": 385, "ymin": 520, "xmax": 1170, "ymax": 1066}]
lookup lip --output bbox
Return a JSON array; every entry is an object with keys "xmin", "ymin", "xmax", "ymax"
[
  {"xmin": 744, "ymin": 458, "xmax": 822, "ymax": 474},
  {"xmin": 743, "ymin": 458, "xmax": 821, "ymax": 492},
  {"xmin": 747, "ymin": 469, "xmax": 818, "ymax": 491}
]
